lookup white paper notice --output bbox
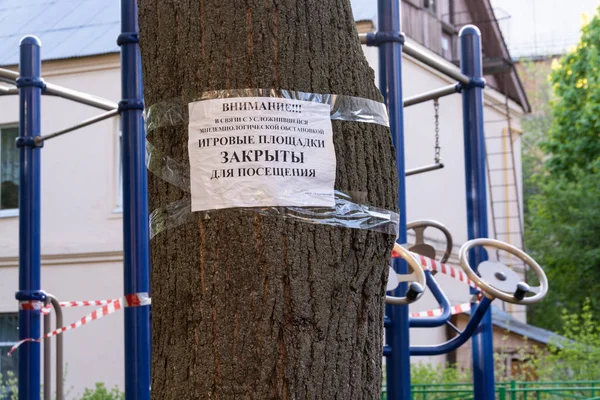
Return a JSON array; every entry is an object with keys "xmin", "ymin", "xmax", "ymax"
[{"xmin": 188, "ymin": 97, "xmax": 336, "ymax": 212}]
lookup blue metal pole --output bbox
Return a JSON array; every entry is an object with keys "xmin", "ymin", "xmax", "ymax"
[
  {"xmin": 15, "ymin": 35, "xmax": 43, "ymax": 400},
  {"xmin": 376, "ymin": 1, "xmax": 409, "ymax": 399},
  {"xmin": 118, "ymin": 1, "xmax": 151, "ymax": 399},
  {"xmin": 410, "ymin": 297, "xmax": 493, "ymax": 356},
  {"xmin": 459, "ymin": 25, "xmax": 495, "ymax": 400},
  {"xmin": 409, "ymin": 271, "xmax": 451, "ymax": 328}
]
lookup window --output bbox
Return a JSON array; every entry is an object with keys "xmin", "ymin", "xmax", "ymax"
[
  {"xmin": 0, "ymin": 126, "xmax": 19, "ymax": 215},
  {"xmin": 116, "ymin": 120, "xmax": 123, "ymax": 212},
  {"xmin": 424, "ymin": 0, "xmax": 436, "ymax": 13},
  {"xmin": 0, "ymin": 313, "xmax": 19, "ymax": 392},
  {"xmin": 110, "ymin": 116, "xmax": 123, "ymax": 214},
  {"xmin": 441, "ymin": 32, "xmax": 452, "ymax": 59}
]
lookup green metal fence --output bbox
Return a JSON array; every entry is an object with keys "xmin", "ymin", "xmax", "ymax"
[{"xmin": 382, "ymin": 381, "xmax": 600, "ymax": 400}]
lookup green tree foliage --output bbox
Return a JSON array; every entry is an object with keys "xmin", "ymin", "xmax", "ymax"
[
  {"xmin": 527, "ymin": 165, "xmax": 600, "ymax": 331},
  {"xmin": 544, "ymin": 11, "xmax": 600, "ymax": 177},
  {"xmin": 525, "ymin": 8, "xmax": 600, "ymax": 331},
  {"xmin": 404, "ymin": 301, "xmax": 600, "ymax": 389},
  {"xmin": 501, "ymin": 299, "xmax": 600, "ymax": 381},
  {"xmin": 517, "ymin": 59, "xmax": 554, "ymax": 213}
]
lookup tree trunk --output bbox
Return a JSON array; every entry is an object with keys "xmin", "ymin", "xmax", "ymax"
[{"xmin": 139, "ymin": 1, "xmax": 398, "ymax": 399}]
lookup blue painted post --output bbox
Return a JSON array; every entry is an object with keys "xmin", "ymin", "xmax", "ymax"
[
  {"xmin": 15, "ymin": 36, "xmax": 43, "ymax": 400},
  {"xmin": 118, "ymin": 1, "xmax": 151, "ymax": 399},
  {"xmin": 376, "ymin": 1, "xmax": 409, "ymax": 399},
  {"xmin": 459, "ymin": 26, "xmax": 496, "ymax": 400},
  {"xmin": 409, "ymin": 272, "xmax": 451, "ymax": 328},
  {"xmin": 409, "ymin": 297, "xmax": 493, "ymax": 356}
]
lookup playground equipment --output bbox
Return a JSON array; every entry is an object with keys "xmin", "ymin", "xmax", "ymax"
[
  {"xmin": 363, "ymin": 1, "xmax": 549, "ymax": 400},
  {"xmin": 0, "ymin": 1, "xmax": 150, "ymax": 399},
  {"xmin": 460, "ymin": 239, "xmax": 548, "ymax": 305},
  {"xmin": 407, "ymin": 220, "xmax": 453, "ymax": 263},
  {"xmin": 1, "ymin": 1, "xmax": 548, "ymax": 400},
  {"xmin": 409, "ymin": 238, "xmax": 549, "ymax": 355},
  {"xmin": 385, "ymin": 244, "xmax": 427, "ymax": 305},
  {"xmin": 405, "ymin": 99, "xmax": 444, "ymax": 177}
]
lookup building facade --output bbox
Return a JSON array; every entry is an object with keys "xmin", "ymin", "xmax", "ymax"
[{"xmin": 0, "ymin": 0, "xmax": 530, "ymax": 395}]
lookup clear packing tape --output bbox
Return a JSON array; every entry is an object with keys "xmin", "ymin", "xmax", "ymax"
[
  {"xmin": 146, "ymin": 88, "xmax": 399, "ymax": 239},
  {"xmin": 145, "ymin": 88, "xmax": 390, "ymax": 133},
  {"xmin": 149, "ymin": 192, "xmax": 400, "ymax": 239}
]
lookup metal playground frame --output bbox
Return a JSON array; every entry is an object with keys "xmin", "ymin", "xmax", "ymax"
[
  {"xmin": 361, "ymin": 1, "xmax": 497, "ymax": 399},
  {"xmin": 1, "ymin": 1, "xmax": 150, "ymax": 399}
]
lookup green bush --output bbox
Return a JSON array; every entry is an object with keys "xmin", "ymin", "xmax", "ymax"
[
  {"xmin": 0, "ymin": 375, "xmax": 124, "ymax": 400},
  {"xmin": 535, "ymin": 299, "xmax": 600, "ymax": 380},
  {"xmin": 411, "ymin": 362, "xmax": 470, "ymax": 385},
  {"xmin": 0, "ymin": 371, "xmax": 18, "ymax": 400},
  {"xmin": 79, "ymin": 383, "xmax": 124, "ymax": 400},
  {"xmin": 413, "ymin": 299, "xmax": 600, "ymax": 386}
]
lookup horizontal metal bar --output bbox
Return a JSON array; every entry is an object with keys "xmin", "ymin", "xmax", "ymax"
[
  {"xmin": 484, "ymin": 119, "xmax": 511, "ymax": 124},
  {"xmin": 403, "ymin": 41, "xmax": 471, "ymax": 84},
  {"xmin": 0, "ymin": 67, "xmax": 118, "ymax": 111},
  {"xmin": 358, "ymin": 34, "xmax": 471, "ymax": 84},
  {"xmin": 486, "ymin": 151, "xmax": 512, "ymax": 156},
  {"xmin": 406, "ymin": 163, "xmax": 444, "ymax": 176},
  {"xmin": 0, "ymin": 67, "xmax": 18, "ymax": 81},
  {"xmin": 358, "ymin": 33, "xmax": 368, "ymax": 45},
  {"xmin": 0, "ymin": 86, "xmax": 18, "ymax": 95},
  {"xmin": 403, "ymin": 83, "xmax": 460, "ymax": 107},
  {"xmin": 37, "ymin": 109, "xmax": 119, "ymax": 143},
  {"xmin": 44, "ymin": 83, "xmax": 117, "ymax": 111},
  {"xmin": 0, "ymin": 78, "xmax": 17, "ymax": 87}
]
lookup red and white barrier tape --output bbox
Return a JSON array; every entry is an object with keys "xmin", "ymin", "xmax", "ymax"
[
  {"xmin": 15, "ymin": 252, "xmax": 474, "ymax": 350},
  {"xmin": 391, "ymin": 249, "xmax": 481, "ymax": 318},
  {"xmin": 391, "ymin": 249, "xmax": 479, "ymax": 290},
  {"xmin": 409, "ymin": 302, "xmax": 472, "ymax": 318},
  {"xmin": 19, "ymin": 300, "xmax": 44, "ymax": 311},
  {"xmin": 20, "ymin": 299, "xmax": 121, "ymax": 315},
  {"xmin": 10, "ymin": 293, "xmax": 150, "ymax": 355}
]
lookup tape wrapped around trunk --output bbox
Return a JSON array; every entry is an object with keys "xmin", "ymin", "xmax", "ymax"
[{"xmin": 145, "ymin": 88, "xmax": 399, "ymax": 238}]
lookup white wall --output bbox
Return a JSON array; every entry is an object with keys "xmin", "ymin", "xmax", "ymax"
[
  {"xmin": 0, "ymin": 38, "xmax": 527, "ymax": 394},
  {"xmin": 0, "ymin": 56, "xmax": 123, "ymax": 256},
  {"xmin": 0, "ymin": 55, "xmax": 125, "ymax": 396},
  {"xmin": 0, "ymin": 262, "xmax": 124, "ymax": 398}
]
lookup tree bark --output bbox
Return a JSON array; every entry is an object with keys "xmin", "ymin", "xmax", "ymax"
[{"xmin": 139, "ymin": 1, "xmax": 398, "ymax": 399}]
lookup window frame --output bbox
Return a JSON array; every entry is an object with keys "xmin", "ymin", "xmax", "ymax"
[
  {"xmin": 112, "ymin": 117, "xmax": 123, "ymax": 214},
  {"xmin": 441, "ymin": 25, "xmax": 457, "ymax": 61},
  {"xmin": 0, "ymin": 124, "xmax": 19, "ymax": 218},
  {"xmin": 423, "ymin": 0, "xmax": 437, "ymax": 15},
  {"xmin": 441, "ymin": 31, "xmax": 452, "ymax": 60}
]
